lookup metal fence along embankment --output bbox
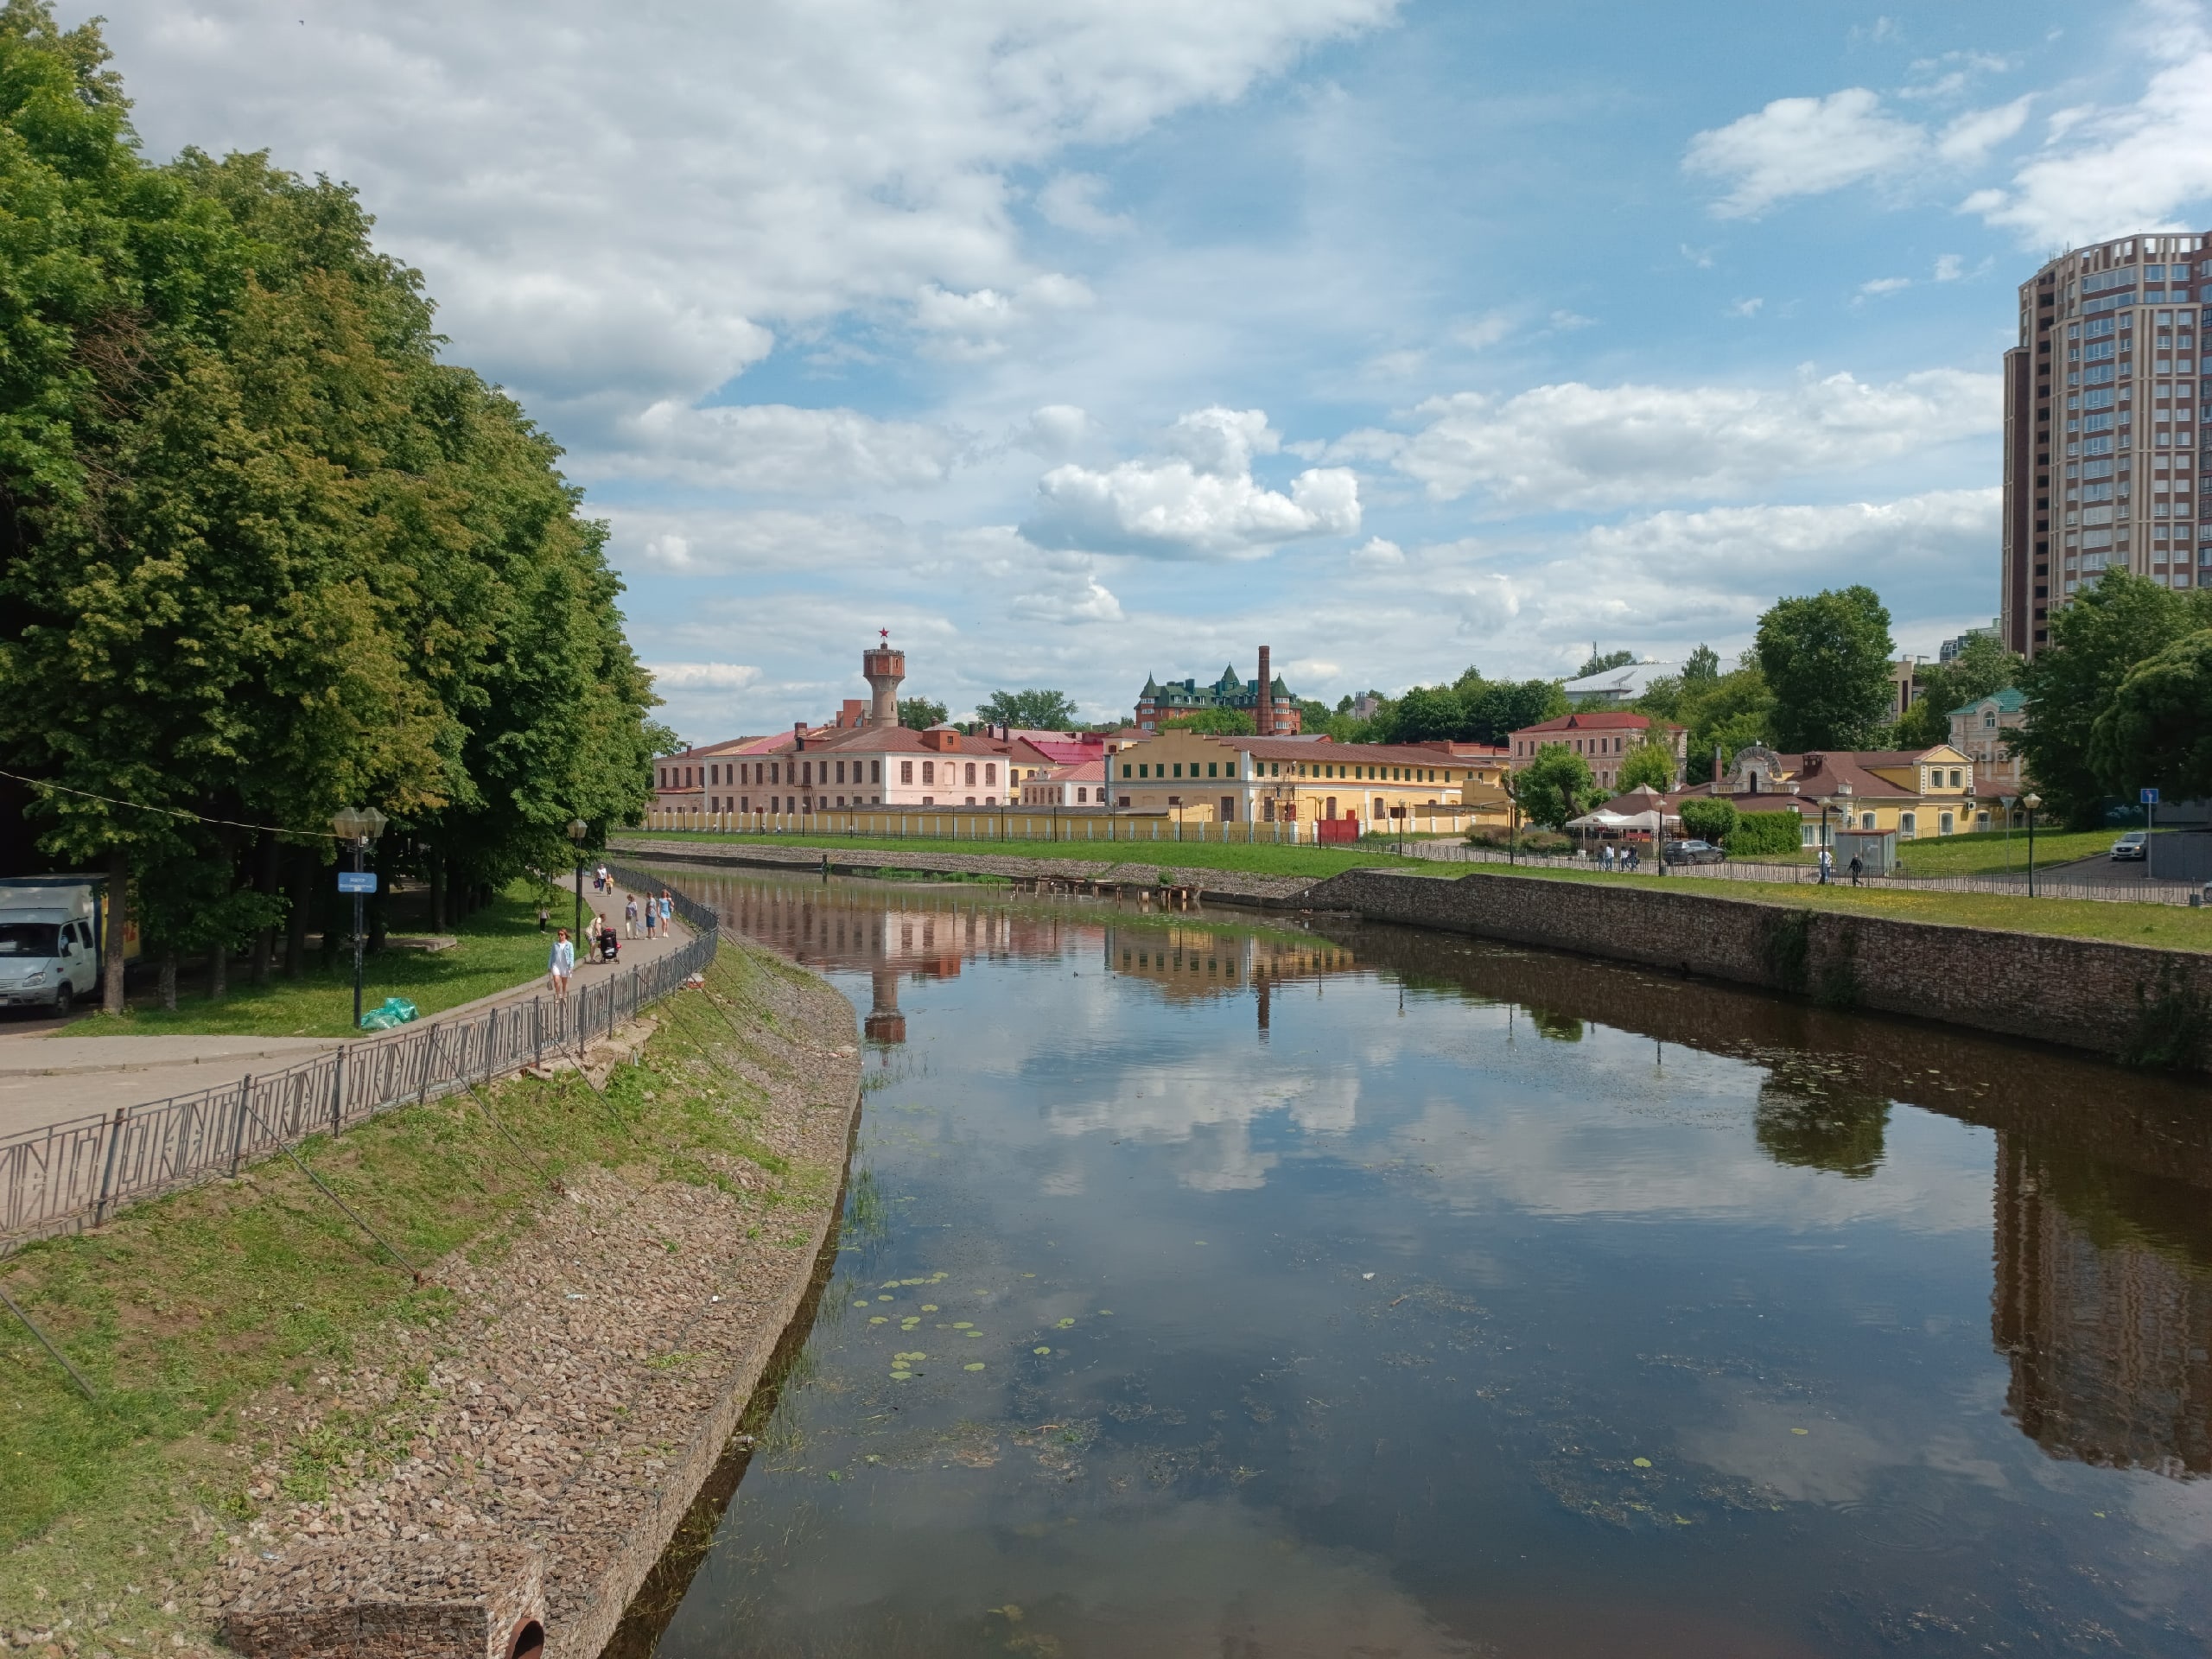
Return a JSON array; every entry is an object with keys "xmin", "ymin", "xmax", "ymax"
[{"xmin": 0, "ymin": 865, "xmax": 717, "ymax": 1255}]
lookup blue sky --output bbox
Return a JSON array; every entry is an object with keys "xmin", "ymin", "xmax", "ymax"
[{"xmin": 94, "ymin": 0, "xmax": 2212, "ymax": 738}]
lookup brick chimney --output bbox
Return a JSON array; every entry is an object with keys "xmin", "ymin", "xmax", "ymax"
[
  {"xmin": 793, "ymin": 720, "xmax": 808, "ymax": 752},
  {"xmin": 1255, "ymin": 646, "xmax": 1273, "ymax": 737}
]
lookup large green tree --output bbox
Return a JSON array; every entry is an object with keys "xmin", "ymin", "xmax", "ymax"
[
  {"xmin": 1755, "ymin": 587, "xmax": 1895, "ymax": 752},
  {"xmin": 0, "ymin": 3, "xmax": 660, "ymax": 995},
  {"xmin": 977, "ymin": 688, "xmax": 1078, "ymax": 729},
  {"xmin": 1516, "ymin": 744, "xmax": 1601, "ymax": 830},
  {"xmin": 1160, "ymin": 706, "xmax": 1255, "ymax": 735},
  {"xmin": 2088, "ymin": 629, "xmax": 2212, "ymax": 804},
  {"xmin": 2015, "ymin": 572, "xmax": 2212, "ymax": 827},
  {"xmin": 899, "ymin": 696, "xmax": 949, "ymax": 730},
  {"xmin": 1637, "ymin": 648, "xmax": 1773, "ymax": 782}
]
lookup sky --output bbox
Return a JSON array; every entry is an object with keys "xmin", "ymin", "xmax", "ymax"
[{"xmin": 88, "ymin": 0, "xmax": 2212, "ymax": 739}]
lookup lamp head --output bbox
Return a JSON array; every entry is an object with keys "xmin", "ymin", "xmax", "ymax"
[
  {"xmin": 330, "ymin": 805, "xmax": 385, "ymax": 843},
  {"xmin": 568, "ymin": 817, "xmax": 589, "ymax": 844},
  {"xmin": 2023, "ymin": 792, "xmax": 2042, "ymax": 811}
]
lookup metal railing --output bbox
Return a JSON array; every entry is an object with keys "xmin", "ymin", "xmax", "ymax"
[
  {"xmin": 1389, "ymin": 838, "xmax": 2206, "ymax": 906},
  {"xmin": 0, "ymin": 863, "xmax": 716, "ymax": 1255}
]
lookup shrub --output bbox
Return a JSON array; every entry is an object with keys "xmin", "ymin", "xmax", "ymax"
[
  {"xmin": 1726, "ymin": 809, "xmax": 1807, "ymax": 858},
  {"xmin": 1678, "ymin": 797, "xmax": 1738, "ymax": 844}
]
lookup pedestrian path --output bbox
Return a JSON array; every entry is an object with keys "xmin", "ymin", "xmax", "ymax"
[{"xmin": 0, "ymin": 910, "xmax": 692, "ymax": 1141}]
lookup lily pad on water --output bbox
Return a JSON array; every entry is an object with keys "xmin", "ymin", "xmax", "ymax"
[
  {"xmin": 964, "ymin": 1363, "xmax": 986, "ymax": 1371},
  {"xmin": 953, "ymin": 1321, "xmax": 974, "ymax": 1329},
  {"xmin": 868, "ymin": 1316, "xmax": 887, "ymax": 1325},
  {"xmin": 921, "ymin": 1304, "xmax": 939, "ymax": 1312},
  {"xmin": 1632, "ymin": 1458, "xmax": 1652, "ymax": 1468},
  {"xmin": 1055, "ymin": 1318, "xmax": 1076, "ymax": 1329},
  {"xmin": 1033, "ymin": 1345, "xmax": 1052, "ymax": 1356}
]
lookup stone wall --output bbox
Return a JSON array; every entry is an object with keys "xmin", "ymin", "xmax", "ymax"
[{"xmin": 1299, "ymin": 868, "xmax": 2212, "ymax": 1071}]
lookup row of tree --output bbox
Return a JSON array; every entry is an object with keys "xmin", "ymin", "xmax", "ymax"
[{"xmin": 0, "ymin": 6, "xmax": 663, "ymax": 1001}]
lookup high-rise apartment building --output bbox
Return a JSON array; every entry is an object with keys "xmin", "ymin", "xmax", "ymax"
[{"xmin": 2001, "ymin": 231, "xmax": 2209, "ymax": 655}]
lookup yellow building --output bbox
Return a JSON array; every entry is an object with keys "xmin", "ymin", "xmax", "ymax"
[
  {"xmin": 1723, "ymin": 743, "xmax": 1987, "ymax": 839},
  {"xmin": 1105, "ymin": 731, "xmax": 1510, "ymax": 828}
]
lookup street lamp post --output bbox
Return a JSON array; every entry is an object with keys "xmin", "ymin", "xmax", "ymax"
[
  {"xmin": 2023, "ymin": 792, "xmax": 2042, "ymax": 898},
  {"xmin": 2000, "ymin": 794, "xmax": 2017, "ymax": 874},
  {"xmin": 568, "ymin": 818, "xmax": 589, "ymax": 940},
  {"xmin": 329, "ymin": 806, "xmax": 387, "ymax": 1029}
]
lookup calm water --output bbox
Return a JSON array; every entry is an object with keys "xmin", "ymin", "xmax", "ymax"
[{"xmin": 609, "ymin": 868, "xmax": 2212, "ymax": 1659}]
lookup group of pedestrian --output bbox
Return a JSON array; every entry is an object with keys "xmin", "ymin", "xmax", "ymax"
[
  {"xmin": 1596, "ymin": 842, "xmax": 1642, "ymax": 873},
  {"xmin": 547, "ymin": 886, "xmax": 677, "ymax": 1001},
  {"xmin": 1815, "ymin": 848, "xmax": 1866, "ymax": 887}
]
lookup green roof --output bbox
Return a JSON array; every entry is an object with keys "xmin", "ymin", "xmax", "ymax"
[{"xmin": 1948, "ymin": 686, "xmax": 2024, "ymax": 717}]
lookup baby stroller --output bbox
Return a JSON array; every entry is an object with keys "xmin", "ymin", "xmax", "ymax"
[{"xmin": 595, "ymin": 925, "xmax": 621, "ymax": 963}]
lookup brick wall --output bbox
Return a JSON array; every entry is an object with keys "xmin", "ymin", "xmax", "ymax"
[{"xmin": 1299, "ymin": 868, "xmax": 2212, "ymax": 1071}]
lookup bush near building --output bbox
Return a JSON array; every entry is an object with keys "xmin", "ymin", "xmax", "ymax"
[
  {"xmin": 1725, "ymin": 810, "xmax": 1807, "ymax": 859},
  {"xmin": 1677, "ymin": 798, "xmax": 1738, "ymax": 844}
]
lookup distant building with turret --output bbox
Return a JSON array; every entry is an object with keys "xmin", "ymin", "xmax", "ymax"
[{"xmin": 1135, "ymin": 649, "xmax": 1300, "ymax": 734}]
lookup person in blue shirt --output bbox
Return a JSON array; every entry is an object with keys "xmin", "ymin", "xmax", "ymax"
[{"xmin": 549, "ymin": 928, "xmax": 575, "ymax": 1001}]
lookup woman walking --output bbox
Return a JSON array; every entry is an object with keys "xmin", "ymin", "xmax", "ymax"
[
  {"xmin": 625, "ymin": 893, "xmax": 639, "ymax": 938},
  {"xmin": 549, "ymin": 927, "xmax": 574, "ymax": 1002},
  {"xmin": 644, "ymin": 899, "xmax": 656, "ymax": 941}
]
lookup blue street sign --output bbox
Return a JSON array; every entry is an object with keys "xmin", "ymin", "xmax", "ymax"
[
  {"xmin": 2142, "ymin": 788, "xmax": 2162, "ymax": 804},
  {"xmin": 337, "ymin": 871, "xmax": 378, "ymax": 894}
]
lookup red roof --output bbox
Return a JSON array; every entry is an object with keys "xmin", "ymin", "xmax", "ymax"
[{"xmin": 1510, "ymin": 711, "xmax": 1682, "ymax": 738}]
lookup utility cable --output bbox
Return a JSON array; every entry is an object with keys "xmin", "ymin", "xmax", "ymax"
[
  {"xmin": 0, "ymin": 768, "xmax": 353, "ymax": 840},
  {"xmin": 0, "ymin": 1282, "xmax": 99, "ymax": 1402}
]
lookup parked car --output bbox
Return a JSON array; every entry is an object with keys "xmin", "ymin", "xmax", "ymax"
[
  {"xmin": 1663, "ymin": 838, "xmax": 1726, "ymax": 865},
  {"xmin": 2111, "ymin": 831, "xmax": 2149, "ymax": 861}
]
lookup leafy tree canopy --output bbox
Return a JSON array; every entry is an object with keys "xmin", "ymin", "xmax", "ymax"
[
  {"xmin": 1754, "ymin": 587, "xmax": 1896, "ymax": 752},
  {"xmin": 898, "ymin": 696, "xmax": 950, "ymax": 731},
  {"xmin": 1160, "ymin": 706, "xmax": 1255, "ymax": 735},
  {"xmin": 1637, "ymin": 652, "xmax": 1772, "ymax": 784},
  {"xmin": 2089, "ymin": 628, "xmax": 2212, "ymax": 804},
  {"xmin": 1363, "ymin": 667, "xmax": 1567, "ymax": 747},
  {"xmin": 1617, "ymin": 741, "xmax": 1675, "ymax": 793},
  {"xmin": 1515, "ymin": 744, "xmax": 1601, "ymax": 830},
  {"xmin": 0, "ymin": 3, "xmax": 659, "ymax": 967},
  {"xmin": 2016, "ymin": 572, "xmax": 2212, "ymax": 827},
  {"xmin": 976, "ymin": 688, "xmax": 1078, "ymax": 730}
]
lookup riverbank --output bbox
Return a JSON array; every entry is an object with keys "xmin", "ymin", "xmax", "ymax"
[
  {"xmin": 0, "ymin": 935, "xmax": 861, "ymax": 1656},
  {"xmin": 1301, "ymin": 866, "xmax": 2212, "ymax": 1071}
]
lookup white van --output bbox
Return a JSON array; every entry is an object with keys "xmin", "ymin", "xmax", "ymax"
[{"xmin": 0, "ymin": 878, "xmax": 103, "ymax": 1014}]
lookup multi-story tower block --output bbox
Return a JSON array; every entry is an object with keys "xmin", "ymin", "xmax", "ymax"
[{"xmin": 2004, "ymin": 232, "xmax": 2210, "ymax": 656}]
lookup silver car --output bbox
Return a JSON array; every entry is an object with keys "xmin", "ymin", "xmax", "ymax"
[{"xmin": 2111, "ymin": 830, "xmax": 2148, "ymax": 861}]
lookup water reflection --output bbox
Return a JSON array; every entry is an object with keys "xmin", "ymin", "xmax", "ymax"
[{"xmin": 629, "ymin": 868, "xmax": 2212, "ymax": 1657}]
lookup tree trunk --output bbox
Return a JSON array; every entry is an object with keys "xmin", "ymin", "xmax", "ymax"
[
  {"xmin": 285, "ymin": 846, "xmax": 313, "ymax": 978},
  {"xmin": 430, "ymin": 852, "xmax": 448, "ymax": 931},
  {"xmin": 159, "ymin": 952, "xmax": 177, "ymax": 1011},
  {"xmin": 251, "ymin": 831, "xmax": 279, "ymax": 986},
  {"xmin": 103, "ymin": 847, "xmax": 129, "ymax": 1015}
]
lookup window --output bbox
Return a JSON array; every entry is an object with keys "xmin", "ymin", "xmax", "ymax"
[
  {"xmin": 984, "ymin": 764, "xmax": 996, "ymax": 785},
  {"xmin": 1948, "ymin": 768, "xmax": 1962, "ymax": 788},
  {"xmin": 900, "ymin": 760, "xmax": 913, "ymax": 784},
  {"xmin": 872, "ymin": 760, "xmax": 882, "ymax": 783},
  {"xmin": 1901, "ymin": 811, "xmax": 1917, "ymax": 838},
  {"xmin": 964, "ymin": 763, "xmax": 976, "ymax": 786},
  {"xmin": 1207, "ymin": 762, "xmax": 1218, "ymax": 778},
  {"xmin": 1077, "ymin": 787, "xmax": 1087, "ymax": 803},
  {"xmin": 1173, "ymin": 763, "xmax": 1182, "ymax": 779},
  {"xmin": 1940, "ymin": 811, "xmax": 1955, "ymax": 834},
  {"xmin": 922, "ymin": 760, "xmax": 934, "ymax": 785},
  {"xmin": 1985, "ymin": 712, "xmax": 1997, "ymax": 728}
]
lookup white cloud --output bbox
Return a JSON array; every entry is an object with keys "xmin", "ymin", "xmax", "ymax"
[
  {"xmin": 912, "ymin": 273, "xmax": 1096, "ymax": 359},
  {"xmin": 1964, "ymin": 40, "xmax": 2212, "ymax": 245},
  {"xmin": 1014, "ymin": 404, "xmax": 1096, "ymax": 459},
  {"xmin": 1933, "ymin": 252, "xmax": 1966, "ymax": 281},
  {"xmin": 99, "ymin": 0, "xmax": 1400, "ymax": 448},
  {"xmin": 1859, "ymin": 276, "xmax": 1913, "ymax": 296},
  {"xmin": 594, "ymin": 403, "xmax": 963, "ymax": 491},
  {"xmin": 1936, "ymin": 95, "xmax": 2034, "ymax": 163},
  {"xmin": 1452, "ymin": 311, "xmax": 1516, "ymax": 350},
  {"xmin": 645, "ymin": 662, "xmax": 763, "ymax": 690},
  {"xmin": 1024, "ymin": 407, "xmax": 1361, "ymax": 557},
  {"xmin": 1351, "ymin": 536, "xmax": 1406, "ymax": 567},
  {"xmin": 1732, "ymin": 297, "xmax": 1765, "ymax": 317},
  {"xmin": 1376, "ymin": 370, "xmax": 1999, "ymax": 511},
  {"xmin": 1036, "ymin": 171, "xmax": 1133, "ymax": 236},
  {"xmin": 1685, "ymin": 88, "xmax": 1926, "ymax": 217}
]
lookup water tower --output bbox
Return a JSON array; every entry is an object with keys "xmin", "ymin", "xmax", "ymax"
[{"xmin": 863, "ymin": 632, "xmax": 906, "ymax": 728}]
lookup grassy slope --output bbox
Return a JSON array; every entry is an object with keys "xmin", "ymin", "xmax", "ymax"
[
  {"xmin": 0, "ymin": 940, "xmax": 812, "ymax": 1651},
  {"xmin": 620, "ymin": 830, "xmax": 1427, "ymax": 880},
  {"xmin": 84, "ymin": 879, "xmax": 566, "ymax": 1039},
  {"xmin": 1884, "ymin": 826, "xmax": 2142, "ymax": 877},
  {"xmin": 1426, "ymin": 861, "xmax": 2212, "ymax": 951}
]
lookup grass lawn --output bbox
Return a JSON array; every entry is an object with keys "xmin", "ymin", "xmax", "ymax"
[
  {"xmin": 0, "ymin": 938, "xmax": 805, "ymax": 1652},
  {"xmin": 74, "ymin": 878, "xmax": 566, "ymax": 1039},
  {"xmin": 1435, "ymin": 861, "xmax": 2212, "ymax": 952},
  {"xmin": 620, "ymin": 829, "xmax": 1432, "ymax": 880},
  {"xmin": 1885, "ymin": 825, "xmax": 2137, "ymax": 878}
]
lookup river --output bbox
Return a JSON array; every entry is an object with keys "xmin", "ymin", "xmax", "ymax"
[{"xmin": 607, "ymin": 868, "xmax": 2212, "ymax": 1658}]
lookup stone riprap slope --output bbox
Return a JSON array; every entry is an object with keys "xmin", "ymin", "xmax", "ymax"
[{"xmin": 209, "ymin": 950, "xmax": 862, "ymax": 1659}]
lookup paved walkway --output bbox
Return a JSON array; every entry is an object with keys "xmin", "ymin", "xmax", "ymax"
[{"xmin": 0, "ymin": 910, "xmax": 693, "ymax": 1141}]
